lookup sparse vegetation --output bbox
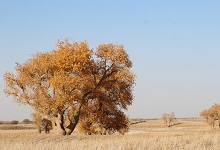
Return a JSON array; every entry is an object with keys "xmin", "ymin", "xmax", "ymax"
[
  {"xmin": 0, "ymin": 118, "xmax": 219, "ymax": 150},
  {"xmin": 162, "ymin": 112, "xmax": 175, "ymax": 127}
]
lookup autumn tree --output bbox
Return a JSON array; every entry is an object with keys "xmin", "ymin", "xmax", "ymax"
[
  {"xmin": 162, "ymin": 112, "xmax": 175, "ymax": 127},
  {"xmin": 4, "ymin": 39, "xmax": 135, "ymax": 135},
  {"xmin": 200, "ymin": 108, "xmax": 215, "ymax": 129},
  {"xmin": 210, "ymin": 104, "xmax": 220, "ymax": 128},
  {"xmin": 200, "ymin": 103, "xmax": 220, "ymax": 129}
]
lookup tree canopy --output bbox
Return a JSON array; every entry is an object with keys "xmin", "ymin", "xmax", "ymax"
[
  {"xmin": 4, "ymin": 39, "xmax": 136, "ymax": 135},
  {"xmin": 200, "ymin": 103, "xmax": 220, "ymax": 129}
]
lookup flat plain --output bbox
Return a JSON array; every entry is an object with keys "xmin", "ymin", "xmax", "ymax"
[{"xmin": 1, "ymin": 118, "xmax": 220, "ymax": 150}]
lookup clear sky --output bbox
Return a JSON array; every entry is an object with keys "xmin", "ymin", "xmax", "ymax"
[{"xmin": 1, "ymin": 1, "xmax": 220, "ymax": 121}]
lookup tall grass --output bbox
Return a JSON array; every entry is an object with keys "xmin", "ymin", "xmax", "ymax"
[{"xmin": 0, "ymin": 118, "xmax": 220, "ymax": 150}]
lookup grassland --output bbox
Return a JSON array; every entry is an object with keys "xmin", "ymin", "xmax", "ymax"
[{"xmin": 1, "ymin": 118, "xmax": 220, "ymax": 150}]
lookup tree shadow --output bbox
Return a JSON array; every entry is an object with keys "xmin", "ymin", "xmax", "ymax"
[
  {"xmin": 170, "ymin": 122, "xmax": 183, "ymax": 127},
  {"xmin": 130, "ymin": 120, "xmax": 146, "ymax": 126}
]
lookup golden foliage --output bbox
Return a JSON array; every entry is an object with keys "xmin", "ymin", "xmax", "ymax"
[
  {"xmin": 77, "ymin": 103, "xmax": 130, "ymax": 135},
  {"xmin": 200, "ymin": 103, "xmax": 220, "ymax": 129},
  {"xmin": 4, "ymin": 39, "xmax": 135, "ymax": 135}
]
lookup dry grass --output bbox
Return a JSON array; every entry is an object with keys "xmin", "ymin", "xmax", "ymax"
[
  {"xmin": 0, "ymin": 124, "xmax": 36, "ymax": 130},
  {"xmin": 1, "ymin": 118, "xmax": 220, "ymax": 150}
]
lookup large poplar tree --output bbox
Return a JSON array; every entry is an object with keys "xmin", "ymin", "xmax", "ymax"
[{"xmin": 4, "ymin": 39, "xmax": 135, "ymax": 135}]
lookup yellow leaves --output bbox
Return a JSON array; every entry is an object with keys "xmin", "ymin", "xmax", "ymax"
[
  {"xmin": 32, "ymin": 112, "xmax": 42, "ymax": 121},
  {"xmin": 51, "ymin": 39, "xmax": 93, "ymax": 74},
  {"xmin": 3, "ymin": 72, "xmax": 14, "ymax": 88},
  {"xmin": 200, "ymin": 103, "xmax": 220, "ymax": 121},
  {"xmin": 97, "ymin": 44, "xmax": 132, "ymax": 68},
  {"xmin": 4, "ymin": 38, "xmax": 136, "ymax": 130}
]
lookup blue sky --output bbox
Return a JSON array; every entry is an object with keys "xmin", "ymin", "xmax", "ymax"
[{"xmin": 1, "ymin": 1, "xmax": 220, "ymax": 121}]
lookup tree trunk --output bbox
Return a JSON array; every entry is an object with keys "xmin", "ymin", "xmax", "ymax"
[
  {"xmin": 66, "ymin": 103, "xmax": 82, "ymax": 135},
  {"xmin": 66, "ymin": 122, "xmax": 77, "ymax": 135},
  {"xmin": 167, "ymin": 118, "xmax": 171, "ymax": 127},
  {"xmin": 54, "ymin": 113, "xmax": 66, "ymax": 135}
]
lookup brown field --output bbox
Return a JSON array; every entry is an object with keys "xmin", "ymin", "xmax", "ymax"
[{"xmin": 1, "ymin": 118, "xmax": 220, "ymax": 150}]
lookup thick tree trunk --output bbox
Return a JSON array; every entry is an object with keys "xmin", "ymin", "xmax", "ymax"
[
  {"xmin": 65, "ymin": 93, "xmax": 91, "ymax": 135},
  {"xmin": 66, "ymin": 104, "xmax": 82, "ymax": 135},
  {"xmin": 54, "ymin": 113, "xmax": 66, "ymax": 135},
  {"xmin": 52, "ymin": 103, "xmax": 83, "ymax": 135},
  {"xmin": 66, "ymin": 122, "xmax": 78, "ymax": 135},
  {"xmin": 53, "ymin": 92, "xmax": 90, "ymax": 136}
]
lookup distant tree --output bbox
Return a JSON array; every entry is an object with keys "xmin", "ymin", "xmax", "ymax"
[
  {"xmin": 200, "ymin": 103, "xmax": 220, "ymax": 129},
  {"xmin": 210, "ymin": 104, "xmax": 220, "ymax": 128},
  {"xmin": 200, "ymin": 108, "xmax": 215, "ymax": 129},
  {"xmin": 4, "ymin": 39, "xmax": 135, "ymax": 135},
  {"xmin": 162, "ymin": 112, "xmax": 175, "ymax": 127},
  {"xmin": 21, "ymin": 119, "xmax": 32, "ymax": 124},
  {"xmin": 10, "ymin": 120, "xmax": 19, "ymax": 124}
]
